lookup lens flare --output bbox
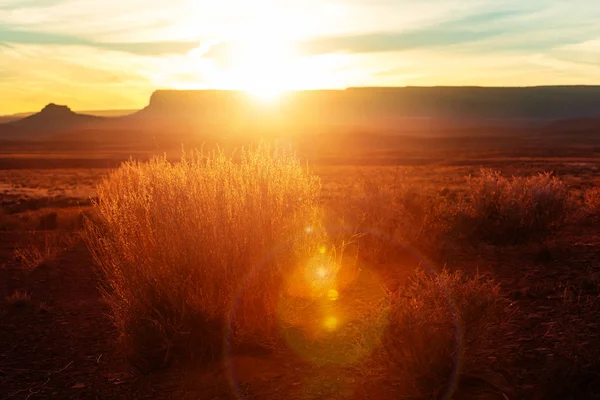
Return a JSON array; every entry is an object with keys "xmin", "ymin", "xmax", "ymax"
[
  {"xmin": 324, "ymin": 316, "xmax": 338, "ymax": 331},
  {"xmin": 316, "ymin": 267, "xmax": 328, "ymax": 279},
  {"xmin": 327, "ymin": 289, "xmax": 339, "ymax": 301}
]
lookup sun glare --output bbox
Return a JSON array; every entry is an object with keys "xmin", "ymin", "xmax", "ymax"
[
  {"xmin": 231, "ymin": 40, "xmax": 294, "ymax": 102},
  {"xmin": 316, "ymin": 267, "xmax": 328, "ymax": 279},
  {"xmin": 324, "ymin": 316, "xmax": 339, "ymax": 332}
]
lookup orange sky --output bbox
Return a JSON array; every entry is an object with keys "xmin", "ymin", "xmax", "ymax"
[{"xmin": 1, "ymin": 0, "xmax": 599, "ymax": 114}]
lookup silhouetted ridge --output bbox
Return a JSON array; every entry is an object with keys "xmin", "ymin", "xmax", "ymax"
[
  {"xmin": 141, "ymin": 87, "xmax": 600, "ymax": 122},
  {"xmin": 4, "ymin": 103, "xmax": 105, "ymax": 137},
  {"xmin": 2, "ymin": 86, "xmax": 600, "ymax": 139},
  {"xmin": 39, "ymin": 103, "xmax": 75, "ymax": 118}
]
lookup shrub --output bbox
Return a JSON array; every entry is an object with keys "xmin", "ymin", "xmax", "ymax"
[
  {"xmin": 583, "ymin": 186, "xmax": 600, "ymax": 216},
  {"xmin": 14, "ymin": 232, "xmax": 71, "ymax": 271},
  {"xmin": 85, "ymin": 146, "xmax": 329, "ymax": 372},
  {"xmin": 6, "ymin": 289, "xmax": 32, "ymax": 308},
  {"xmin": 342, "ymin": 169, "xmax": 457, "ymax": 263},
  {"xmin": 460, "ymin": 170, "xmax": 573, "ymax": 244},
  {"xmin": 379, "ymin": 268, "xmax": 511, "ymax": 399}
]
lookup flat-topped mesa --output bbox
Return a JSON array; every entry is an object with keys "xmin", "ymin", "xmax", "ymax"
[
  {"xmin": 146, "ymin": 90, "xmax": 248, "ymax": 114},
  {"xmin": 144, "ymin": 87, "xmax": 600, "ymax": 123}
]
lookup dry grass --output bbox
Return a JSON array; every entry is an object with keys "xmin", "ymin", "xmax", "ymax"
[
  {"xmin": 85, "ymin": 145, "xmax": 333, "ymax": 371},
  {"xmin": 583, "ymin": 186, "xmax": 600, "ymax": 216},
  {"xmin": 460, "ymin": 170, "xmax": 574, "ymax": 244},
  {"xmin": 378, "ymin": 268, "xmax": 512, "ymax": 399},
  {"xmin": 341, "ymin": 168, "xmax": 457, "ymax": 263},
  {"xmin": 84, "ymin": 150, "xmax": 537, "ymax": 396},
  {"xmin": 14, "ymin": 232, "xmax": 75, "ymax": 271},
  {"xmin": 345, "ymin": 169, "xmax": 576, "ymax": 263},
  {"xmin": 6, "ymin": 289, "xmax": 32, "ymax": 308}
]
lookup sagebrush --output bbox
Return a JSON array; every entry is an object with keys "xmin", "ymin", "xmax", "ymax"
[
  {"xmin": 85, "ymin": 146, "xmax": 329, "ymax": 371},
  {"xmin": 461, "ymin": 170, "xmax": 574, "ymax": 244},
  {"xmin": 379, "ymin": 268, "xmax": 512, "ymax": 399},
  {"xmin": 343, "ymin": 169, "xmax": 456, "ymax": 262},
  {"xmin": 346, "ymin": 169, "xmax": 575, "ymax": 259}
]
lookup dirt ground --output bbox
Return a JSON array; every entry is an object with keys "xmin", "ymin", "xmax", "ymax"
[{"xmin": 1, "ymin": 150, "xmax": 600, "ymax": 399}]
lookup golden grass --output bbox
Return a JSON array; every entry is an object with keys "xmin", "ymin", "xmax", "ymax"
[
  {"xmin": 84, "ymin": 145, "xmax": 333, "ymax": 371},
  {"xmin": 583, "ymin": 186, "xmax": 600, "ymax": 215},
  {"xmin": 379, "ymin": 269, "xmax": 511, "ymax": 399},
  {"xmin": 86, "ymin": 149, "xmax": 588, "ymax": 398},
  {"xmin": 14, "ymin": 232, "xmax": 74, "ymax": 271},
  {"xmin": 344, "ymin": 169, "xmax": 577, "ymax": 261},
  {"xmin": 461, "ymin": 170, "xmax": 575, "ymax": 244}
]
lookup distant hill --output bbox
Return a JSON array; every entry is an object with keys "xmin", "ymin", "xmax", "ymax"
[
  {"xmin": 1, "ymin": 87, "xmax": 600, "ymax": 141},
  {"xmin": 0, "ymin": 112, "xmax": 33, "ymax": 124},
  {"xmin": 1, "ymin": 104, "xmax": 106, "ymax": 138}
]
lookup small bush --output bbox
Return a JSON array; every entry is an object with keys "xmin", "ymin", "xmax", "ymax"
[
  {"xmin": 15, "ymin": 235, "xmax": 57, "ymax": 270},
  {"xmin": 85, "ymin": 146, "xmax": 329, "ymax": 371},
  {"xmin": 460, "ymin": 170, "xmax": 573, "ymax": 244},
  {"xmin": 344, "ymin": 169, "xmax": 456, "ymax": 263},
  {"xmin": 583, "ymin": 186, "xmax": 600, "ymax": 216},
  {"xmin": 379, "ymin": 269, "xmax": 511, "ymax": 399},
  {"xmin": 6, "ymin": 289, "xmax": 32, "ymax": 308},
  {"xmin": 14, "ymin": 233, "xmax": 73, "ymax": 271}
]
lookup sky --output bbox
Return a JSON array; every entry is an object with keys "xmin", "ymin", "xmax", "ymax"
[{"xmin": 0, "ymin": 0, "xmax": 599, "ymax": 114}]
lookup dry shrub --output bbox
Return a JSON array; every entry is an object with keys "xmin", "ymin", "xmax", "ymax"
[
  {"xmin": 338, "ymin": 169, "xmax": 574, "ymax": 265},
  {"xmin": 14, "ymin": 232, "xmax": 74, "ymax": 271},
  {"xmin": 85, "ymin": 146, "xmax": 328, "ymax": 372},
  {"xmin": 583, "ymin": 186, "xmax": 600, "ymax": 216},
  {"xmin": 460, "ymin": 170, "xmax": 574, "ymax": 244},
  {"xmin": 346, "ymin": 169, "xmax": 457, "ymax": 263},
  {"xmin": 5, "ymin": 289, "xmax": 32, "ymax": 308},
  {"xmin": 380, "ymin": 268, "xmax": 511, "ymax": 399}
]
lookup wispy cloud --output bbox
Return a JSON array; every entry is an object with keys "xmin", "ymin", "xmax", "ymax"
[{"xmin": 0, "ymin": 26, "xmax": 201, "ymax": 55}]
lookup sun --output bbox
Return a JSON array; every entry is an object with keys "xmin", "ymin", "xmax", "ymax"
[
  {"xmin": 246, "ymin": 83, "xmax": 286, "ymax": 102},
  {"xmin": 229, "ymin": 39, "xmax": 298, "ymax": 102}
]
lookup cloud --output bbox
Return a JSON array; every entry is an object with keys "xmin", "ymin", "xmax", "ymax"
[
  {"xmin": 99, "ymin": 41, "xmax": 201, "ymax": 56},
  {"xmin": 0, "ymin": 27, "xmax": 88, "ymax": 46},
  {"xmin": 560, "ymin": 39, "xmax": 600, "ymax": 53},
  {"xmin": 298, "ymin": 3, "xmax": 600, "ymax": 58},
  {"xmin": 298, "ymin": 29, "xmax": 501, "ymax": 55},
  {"xmin": 297, "ymin": 10, "xmax": 519, "ymax": 55},
  {"xmin": 0, "ymin": 27, "xmax": 201, "ymax": 56},
  {"xmin": 0, "ymin": 0, "xmax": 64, "ymax": 10}
]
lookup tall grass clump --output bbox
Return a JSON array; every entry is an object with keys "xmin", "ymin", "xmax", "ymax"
[
  {"xmin": 461, "ymin": 170, "xmax": 573, "ymax": 244},
  {"xmin": 379, "ymin": 269, "xmax": 512, "ymax": 399},
  {"xmin": 14, "ymin": 232, "xmax": 74, "ymax": 271},
  {"xmin": 85, "ymin": 146, "xmax": 326, "ymax": 372}
]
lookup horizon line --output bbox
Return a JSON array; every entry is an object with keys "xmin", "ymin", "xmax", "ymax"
[{"xmin": 3, "ymin": 84, "xmax": 600, "ymax": 116}]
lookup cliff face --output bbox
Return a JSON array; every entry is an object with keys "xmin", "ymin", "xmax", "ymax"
[{"xmin": 142, "ymin": 87, "xmax": 600, "ymax": 123}]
